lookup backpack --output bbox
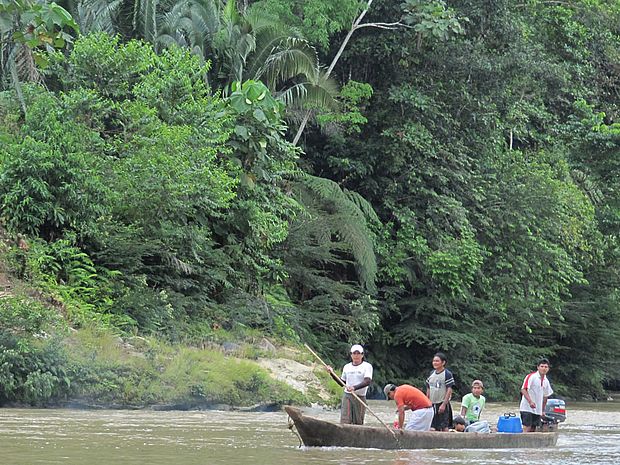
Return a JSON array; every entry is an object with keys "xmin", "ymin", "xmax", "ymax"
[{"xmin": 465, "ymin": 420, "xmax": 490, "ymax": 433}]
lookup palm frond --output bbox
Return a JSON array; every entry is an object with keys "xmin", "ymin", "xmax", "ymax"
[
  {"xmin": 156, "ymin": 4, "xmax": 192, "ymax": 49},
  {"xmin": 162, "ymin": 251, "xmax": 195, "ymax": 275},
  {"xmin": 299, "ymin": 81, "xmax": 339, "ymax": 110},
  {"xmin": 295, "ymin": 174, "xmax": 379, "ymax": 292},
  {"xmin": 277, "ymin": 82, "xmax": 307, "ymax": 107},
  {"xmin": 332, "ymin": 216, "xmax": 378, "ymax": 293},
  {"xmin": 76, "ymin": 0, "xmax": 123, "ymax": 34},
  {"xmin": 194, "ymin": 0, "xmax": 221, "ymax": 34},
  {"xmin": 235, "ymin": 29, "xmax": 256, "ymax": 62},
  {"xmin": 242, "ymin": 7, "xmax": 284, "ymax": 36},
  {"xmin": 343, "ymin": 189, "xmax": 381, "ymax": 225},
  {"xmin": 156, "ymin": 0, "xmax": 220, "ymax": 55},
  {"xmin": 155, "ymin": 32, "xmax": 187, "ymax": 49},
  {"xmin": 243, "ymin": 27, "xmax": 288, "ymax": 80},
  {"xmin": 158, "ymin": 2, "xmax": 189, "ymax": 31},
  {"xmin": 129, "ymin": 0, "xmax": 159, "ymax": 40},
  {"xmin": 222, "ymin": 0, "xmax": 240, "ymax": 26},
  {"xmin": 188, "ymin": 1, "xmax": 219, "ymax": 42},
  {"xmin": 253, "ymin": 38, "xmax": 319, "ymax": 87}
]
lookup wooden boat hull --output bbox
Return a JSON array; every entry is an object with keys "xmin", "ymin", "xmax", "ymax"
[{"xmin": 285, "ymin": 406, "xmax": 559, "ymax": 450}]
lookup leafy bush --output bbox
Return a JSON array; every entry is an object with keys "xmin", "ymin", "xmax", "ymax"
[
  {"xmin": 0, "ymin": 296, "xmax": 71, "ymax": 406},
  {"xmin": 0, "ymin": 87, "xmax": 108, "ymax": 241}
]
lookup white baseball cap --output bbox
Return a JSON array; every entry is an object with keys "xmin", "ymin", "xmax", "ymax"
[{"xmin": 350, "ymin": 344, "xmax": 364, "ymax": 353}]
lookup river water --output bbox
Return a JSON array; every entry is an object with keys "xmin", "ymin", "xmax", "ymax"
[{"xmin": 0, "ymin": 400, "xmax": 618, "ymax": 465}]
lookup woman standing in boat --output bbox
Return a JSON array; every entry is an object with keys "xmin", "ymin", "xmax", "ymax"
[
  {"xmin": 426, "ymin": 352, "xmax": 455, "ymax": 431},
  {"xmin": 326, "ymin": 344, "xmax": 373, "ymax": 425}
]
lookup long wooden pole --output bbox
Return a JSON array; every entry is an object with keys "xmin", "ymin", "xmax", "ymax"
[{"xmin": 304, "ymin": 343, "xmax": 398, "ymax": 439}]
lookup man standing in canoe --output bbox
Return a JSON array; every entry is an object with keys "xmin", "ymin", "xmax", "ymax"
[
  {"xmin": 326, "ymin": 344, "xmax": 373, "ymax": 424},
  {"xmin": 384, "ymin": 383, "xmax": 434, "ymax": 431},
  {"xmin": 519, "ymin": 358, "xmax": 553, "ymax": 432}
]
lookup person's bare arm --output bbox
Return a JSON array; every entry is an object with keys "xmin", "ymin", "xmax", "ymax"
[
  {"xmin": 521, "ymin": 387, "xmax": 536, "ymax": 409},
  {"xmin": 325, "ymin": 366, "xmax": 344, "ymax": 385},
  {"xmin": 397, "ymin": 405, "xmax": 406, "ymax": 429},
  {"xmin": 439, "ymin": 386, "xmax": 452, "ymax": 413}
]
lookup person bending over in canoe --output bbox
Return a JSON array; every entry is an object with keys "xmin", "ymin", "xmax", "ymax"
[
  {"xmin": 519, "ymin": 358, "xmax": 553, "ymax": 432},
  {"xmin": 426, "ymin": 352, "xmax": 455, "ymax": 431},
  {"xmin": 325, "ymin": 344, "xmax": 373, "ymax": 425},
  {"xmin": 383, "ymin": 384, "xmax": 434, "ymax": 431},
  {"xmin": 460, "ymin": 379, "xmax": 486, "ymax": 424},
  {"xmin": 452, "ymin": 415, "xmax": 467, "ymax": 432}
]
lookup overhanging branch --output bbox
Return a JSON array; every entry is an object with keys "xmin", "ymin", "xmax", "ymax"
[{"xmin": 293, "ymin": 0, "xmax": 411, "ymax": 145}]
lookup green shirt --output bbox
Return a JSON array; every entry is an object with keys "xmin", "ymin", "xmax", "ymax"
[{"xmin": 461, "ymin": 393, "xmax": 486, "ymax": 422}]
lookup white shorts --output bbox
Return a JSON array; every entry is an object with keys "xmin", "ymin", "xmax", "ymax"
[{"xmin": 405, "ymin": 406, "xmax": 434, "ymax": 431}]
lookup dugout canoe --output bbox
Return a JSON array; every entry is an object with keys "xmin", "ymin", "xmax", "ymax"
[{"xmin": 284, "ymin": 406, "xmax": 559, "ymax": 450}]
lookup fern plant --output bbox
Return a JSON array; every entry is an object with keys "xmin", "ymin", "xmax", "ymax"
[{"xmin": 293, "ymin": 173, "xmax": 379, "ymax": 293}]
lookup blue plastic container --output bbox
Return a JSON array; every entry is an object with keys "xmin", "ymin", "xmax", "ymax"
[{"xmin": 497, "ymin": 413, "xmax": 523, "ymax": 433}]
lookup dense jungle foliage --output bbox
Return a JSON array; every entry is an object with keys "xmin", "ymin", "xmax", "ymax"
[{"xmin": 1, "ymin": 0, "xmax": 619, "ymax": 405}]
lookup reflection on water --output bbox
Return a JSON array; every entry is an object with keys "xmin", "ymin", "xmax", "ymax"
[{"xmin": 0, "ymin": 400, "xmax": 618, "ymax": 465}]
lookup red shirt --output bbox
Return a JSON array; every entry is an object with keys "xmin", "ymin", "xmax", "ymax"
[{"xmin": 394, "ymin": 384, "xmax": 432, "ymax": 411}]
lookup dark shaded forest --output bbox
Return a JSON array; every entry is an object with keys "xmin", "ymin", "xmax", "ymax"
[{"xmin": 1, "ymin": 0, "xmax": 619, "ymax": 404}]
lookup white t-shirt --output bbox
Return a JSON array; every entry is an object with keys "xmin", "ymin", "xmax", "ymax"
[
  {"xmin": 341, "ymin": 361, "xmax": 373, "ymax": 396},
  {"xmin": 519, "ymin": 371, "xmax": 553, "ymax": 415}
]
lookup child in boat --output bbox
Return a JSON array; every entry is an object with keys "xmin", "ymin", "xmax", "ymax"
[
  {"xmin": 460, "ymin": 379, "xmax": 486, "ymax": 424},
  {"xmin": 452, "ymin": 415, "xmax": 467, "ymax": 432},
  {"xmin": 426, "ymin": 352, "xmax": 455, "ymax": 431},
  {"xmin": 452, "ymin": 414, "xmax": 491, "ymax": 433}
]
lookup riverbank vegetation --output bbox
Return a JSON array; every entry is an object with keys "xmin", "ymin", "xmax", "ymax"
[
  {"xmin": 0, "ymin": 287, "xmax": 315, "ymax": 407},
  {"xmin": 1, "ymin": 0, "xmax": 619, "ymax": 407}
]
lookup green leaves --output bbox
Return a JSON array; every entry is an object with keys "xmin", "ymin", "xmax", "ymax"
[
  {"xmin": 1, "ymin": 0, "xmax": 79, "ymax": 113},
  {"xmin": 0, "ymin": 0, "xmax": 617, "ymax": 402},
  {"xmin": 1, "ymin": 1, "xmax": 79, "ymax": 49},
  {"xmin": 229, "ymin": 79, "xmax": 283, "ymax": 122},
  {"xmin": 402, "ymin": 0, "xmax": 466, "ymax": 43},
  {"xmin": 249, "ymin": 0, "xmax": 363, "ymax": 50},
  {"xmin": 0, "ymin": 88, "xmax": 107, "ymax": 240},
  {"xmin": 49, "ymin": 32, "xmax": 156, "ymax": 99},
  {"xmin": 221, "ymin": 80, "xmax": 302, "ymax": 291},
  {"xmin": 291, "ymin": 0, "xmax": 620, "ymax": 396},
  {"xmin": 317, "ymin": 80, "xmax": 373, "ymax": 134},
  {"xmin": 0, "ymin": 295, "xmax": 69, "ymax": 406},
  {"xmin": 0, "ymin": 33, "xmax": 296, "ymax": 342},
  {"xmin": 425, "ymin": 230, "xmax": 484, "ymax": 299}
]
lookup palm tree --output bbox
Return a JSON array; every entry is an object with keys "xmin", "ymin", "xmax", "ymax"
[
  {"xmin": 64, "ymin": 0, "xmax": 162, "ymax": 39},
  {"xmin": 64, "ymin": 0, "xmax": 338, "ymax": 118},
  {"xmin": 155, "ymin": 0, "xmax": 220, "ymax": 61},
  {"xmin": 68, "ymin": 0, "xmax": 122, "ymax": 35},
  {"xmin": 157, "ymin": 0, "xmax": 338, "ymax": 114},
  {"xmin": 65, "ymin": 0, "xmax": 337, "ymax": 118}
]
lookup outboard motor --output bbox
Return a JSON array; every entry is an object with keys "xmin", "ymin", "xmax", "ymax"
[{"xmin": 542, "ymin": 398, "xmax": 567, "ymax": 431}]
